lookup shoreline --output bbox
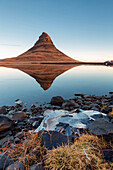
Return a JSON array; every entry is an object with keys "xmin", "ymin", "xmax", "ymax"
[{"xmin": 0, "ymin": 92, "xmax": 113, "ymax": 169}]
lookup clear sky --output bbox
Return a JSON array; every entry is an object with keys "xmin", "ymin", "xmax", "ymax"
[{"xmin": 0, "ymin": 0, "xmax": 113, "ymax": 62}]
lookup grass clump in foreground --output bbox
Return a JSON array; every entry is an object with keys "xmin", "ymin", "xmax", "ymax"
[
  {"xmin": 1, "ymin": 133, "xmax": 113, "ymax": 169},
  {"xmin": 45, "ymin": 134, "xmax": 113, "ymax": 170},
  {"xmin": 2, "ymin": 132, "xmax": 46, "ymax": 168}
]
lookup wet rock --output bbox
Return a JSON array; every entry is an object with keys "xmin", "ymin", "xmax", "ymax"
[
  {"xmin": 50, "ymin": 96, "xmax": 64, "ymax": 106},
  {"xmin": 0, "ymin": 107, "xmax": 7, "ymax": 115},
  {"xmin": 11, "ymin": 111, "xmax": 27, "ymax": 120},
  {"xmin": 0, "ymin": 153, "xmax": 13, "ymax": 170},
  {"xmin": 89, "ymin": 118, "xmax": 113, "ymax": 135},
  {"xmin": 6, "ymin": 162, "xmax": 25, "ymax": 170},
  {"xmin": 40, "ymin": 130, "xmax": 72, "ymax": 150},
  {"xmin": 30, "ymin": 163, "xmax": 44, "ymax": 170},
  {"xmin": 0, "ymin": 115, "xmax": 14, "ymax": 132},
  {"xmin": 62, "ymin": 100, "xmax": 79, "ymax": 110}
]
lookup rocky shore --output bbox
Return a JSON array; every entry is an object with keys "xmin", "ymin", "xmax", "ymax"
[{"xmin": 0, "ymin": 93, "xmax": 113, "ymax": 169}]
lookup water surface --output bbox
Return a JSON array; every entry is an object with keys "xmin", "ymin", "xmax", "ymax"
[{"xmin": 0, "ymin": 65, "xmax": 113, "ymax": 107}]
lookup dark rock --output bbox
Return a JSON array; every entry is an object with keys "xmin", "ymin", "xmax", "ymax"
[
  {"xmin": 0, "ymin": 107, "xmax": 7, "ymax": 115},
  {"xmin": 0, "ymin": 153, "xmax": 13, "ymax": 170},
  {"xmin": 101, "ymin": 107, "xmax": 112, "ymax": 114},
  {"xmin": 74, "ymin": 93, "xmax": 85, "ymax": 97},
  {"xmin": 103, "ymin": 149, "xmax": 113, "ymax": 162},
  {"xmin": 0, "ymin": 115, "xmax": 14, "ymax": 132},
  {"xmin": 89, "ymin": 118, "xmax": 113, "ymax": 135},
  {"xmin": 62, "ymin": 100, "xmax": 79, "ymax": 110},
  {"xmin": 50, "ymin": 96, "xmax": 64, "ymax": 106},
  {"xmin": 40, "ymin": 130, "xmax": 72, "ymax": 150},
  {"xmin": 30, "ymin": 163, "xmax": 44, "ymax": 170},
  {"xmin": 6, "ymin": 162, "xmax": 25, "ymax": 170},
  {"xmin": 0, "ymin": 130, "xmax": 12, "ymax": 138},
  {"xmin": 109, "ymin": 92, "xmax": 113, "ymax": 94}
]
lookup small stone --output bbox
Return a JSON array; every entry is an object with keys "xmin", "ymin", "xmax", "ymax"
[
  {"xmin": 0, "ymin": 153, "xmax": 13, "ymax": 170},
  {"xmin": 6, "ymin": 162, "xmax": 25, "ymax": 170},
  {"xmin": 50, "ymin": 96, "xmax": 64, "ymax": 106},
  {"xmin": 30, "ymin": 163, "xmax": 43, "ymax": 170}
]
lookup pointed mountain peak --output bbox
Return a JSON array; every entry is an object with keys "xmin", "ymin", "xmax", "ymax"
[{"xmin": 34, "ymin": 32, "xmax": 53, "ymax": 46}]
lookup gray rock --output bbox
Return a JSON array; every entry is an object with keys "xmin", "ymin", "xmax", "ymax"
[
  {"xmin": 6, "ymin": 162, "xmax": 25, "ymax": 170},
  {"xmin": 0, "ymin": 115, "xmax": 13, "ymax": 132},
  {"xmin": 0, "ymin": 153, "xmax": 13, "ymax": 170},
  {"xmin": 50, "ymin": 96, "xmax": 64, "ymax": 106},
  {"xmin": 39, "ymin": 130, "xmax": 72, "ymax": 150},
  {"xmin": 62, "ymin": 100, "xmax": 79, "ymax": 110},
  {"xmin": 89, "ymin": 118, "xmax": 113, "ymax": 135}
]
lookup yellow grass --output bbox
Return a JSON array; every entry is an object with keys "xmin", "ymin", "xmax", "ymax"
[
  {"xmin": 1, "ymin": 133, "xmax": 113, "ymax": 169},
  {"xmin": 2, "ymin": 132, "xmax": 46, "ymax": 169},
  {"xmin": 45, "ymin": 134, "xmax": 113, "ymax": 170}
]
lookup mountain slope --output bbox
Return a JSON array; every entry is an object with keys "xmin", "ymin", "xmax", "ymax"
[{"xmin": 1, "ymin": 32, "xmax": 80, "ymax": 63}]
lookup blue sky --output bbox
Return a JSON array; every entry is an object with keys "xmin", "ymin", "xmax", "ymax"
[{"xmin": 0, "ymin": 0, "xmax": 113, "ymax": 61}]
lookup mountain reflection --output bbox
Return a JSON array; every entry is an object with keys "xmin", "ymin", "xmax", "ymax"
[{"xmin": 1, "ymin": 64, "xmax": 79, "ymax": 90}]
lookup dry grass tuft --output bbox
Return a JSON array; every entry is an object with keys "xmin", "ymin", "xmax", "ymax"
[
  {"xmin": 2, "ymin": 132, "xmax": 46, "ymax": 169},
  {"xmin": 45, "ymin": 134, "xmax": 113, "ymax": 170}
]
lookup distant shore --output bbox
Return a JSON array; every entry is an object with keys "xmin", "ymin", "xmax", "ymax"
[{"xmin": 0, "ymin": 61, "xmax": 106, "ymax": 66}]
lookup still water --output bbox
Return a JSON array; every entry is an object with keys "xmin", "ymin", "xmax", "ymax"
[{"xmin": 0, "ymin": 65, "xmax": 113, "ymax": 107}]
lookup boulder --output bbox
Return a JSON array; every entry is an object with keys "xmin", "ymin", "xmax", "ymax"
[
  {"xmin": 39, "ymin": 130, "xmax": 72, "ymax": 150},
  {"xmin": 0, "ymin": 115, "xmax": 13, "ymax": 132},
  {"xmin": 11, "ymin": 111, "xmax": 27, "ymax": 120},
  {"xmin": 0, "ymin": 153, "xmax": 13, "ymax": 170},
  {"xmin": 89, "ymin": 118, "xmax": 113, "ymax": 135},
  {"xmin": 62, "ymin": 100, "xmax": 79, "ymax": 110},
  {"xmin": 50, "ymin": 96, "xmax": 64, "ymax": 106},
  {"xmin": 6, "ymin": 162, "xmax": 25, "ymax": 170}
]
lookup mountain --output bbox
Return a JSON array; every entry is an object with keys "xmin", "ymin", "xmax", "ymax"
[
  {"xmin": 0, "ymin": 32, "xmax": 79, "ymax": 63},
  {"xmin": 3, "ymin": 64, "xmax": 79, "ymax": 90}
]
